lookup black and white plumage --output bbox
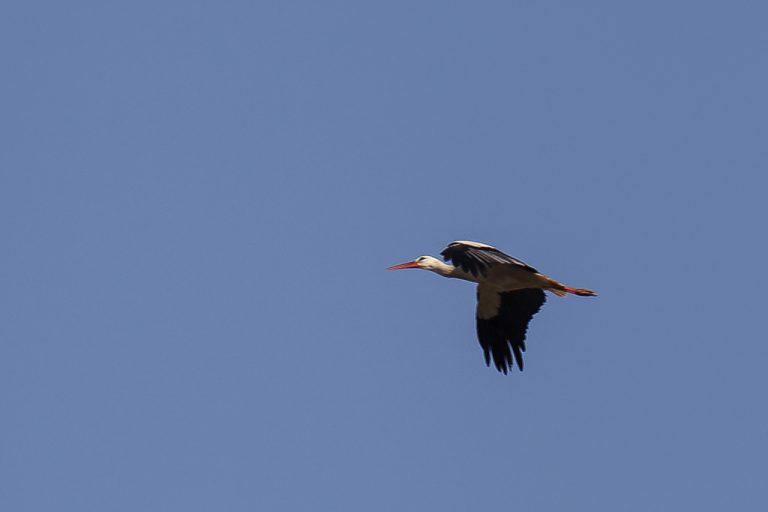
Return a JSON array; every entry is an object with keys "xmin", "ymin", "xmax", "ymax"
[
  {"xmin": 387, "ymin": 240, "xmax": 596, "ymax": 374},
  {"xmin": 440, "ymin": 240, "xmax": 539, "ymax": 277}
]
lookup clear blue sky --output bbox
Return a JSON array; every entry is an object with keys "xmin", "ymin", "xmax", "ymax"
[{"xmin": 2, "ymin": 2, "xmax": 767, "ymax": 510}]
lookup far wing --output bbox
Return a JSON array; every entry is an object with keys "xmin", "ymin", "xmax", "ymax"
[
  {"xmin": 441, "ymin": 241, "xmax": 538, "ymax": 278},
  {"xmin": 476, "ymin": 285, "xmax": 546, "ymax": 374}
]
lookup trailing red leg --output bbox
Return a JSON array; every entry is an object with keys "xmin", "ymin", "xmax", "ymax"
[{"xmin": 564, "ymin": 287, "xmax": 597, "ymax": 297}]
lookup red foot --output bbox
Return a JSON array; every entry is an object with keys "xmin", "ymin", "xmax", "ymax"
[{"xmin": 564, "ymin": 287, "xmax": 597, "ymax": 297}]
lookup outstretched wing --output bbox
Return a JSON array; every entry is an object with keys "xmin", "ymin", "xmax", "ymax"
[
  {"xmin": 476, "ymin": 285, "xmax": 546, "ymax": 374},
  {"xmin": 441, "ymin": 240, "xmax": 538, "ymax": 278}
]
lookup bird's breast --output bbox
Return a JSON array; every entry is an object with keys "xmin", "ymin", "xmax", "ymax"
[{"xmin": 483, "ymin": 266, "xmax": 548, "ymax": 292}]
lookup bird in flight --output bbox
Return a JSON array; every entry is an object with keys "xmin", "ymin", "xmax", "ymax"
[{"xmin": 387, "ymin": 240, "xmax": 596, "ymax": 374}]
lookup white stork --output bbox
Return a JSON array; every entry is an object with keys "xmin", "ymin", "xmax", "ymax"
[{"xmin": 387, "ymin": 241, "xmax": 596, "ymax": 374}]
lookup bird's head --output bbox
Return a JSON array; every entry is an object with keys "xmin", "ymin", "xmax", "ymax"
[{"xmin": 386, "ymin": 255, "xmax": 445, "ymax": 273}]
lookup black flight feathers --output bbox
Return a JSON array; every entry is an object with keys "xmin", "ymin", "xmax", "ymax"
[
  {"xmin": 440, "ymin": 241, "xmax": 538, "ymax": 277},
  {"xmin": 476, "ymin": 289, "xmax": 546, "ymax": 373}
]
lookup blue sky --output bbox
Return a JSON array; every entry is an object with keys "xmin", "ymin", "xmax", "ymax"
[{"xmin": 2, "ymin": 1, "xmax": 767, "ymax": 510}]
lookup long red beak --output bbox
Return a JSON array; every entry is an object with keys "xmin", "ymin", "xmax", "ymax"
[{"xmin": 386, "ymin": 261, "xmax": 421, "ymax": 270}]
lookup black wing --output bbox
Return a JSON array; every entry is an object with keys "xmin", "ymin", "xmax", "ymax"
[
  {"xmin": 476, "ymin": 288, "xmax": 546, "ymax": 374},
  {"xmin": 441, "ymin": 241, "xmax": 538, "ymax": 278}
]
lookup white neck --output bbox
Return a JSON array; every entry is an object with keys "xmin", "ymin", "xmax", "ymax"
[{"xmin": 429, "ymin": 261, "xmax": 478, "ymax": 283}]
